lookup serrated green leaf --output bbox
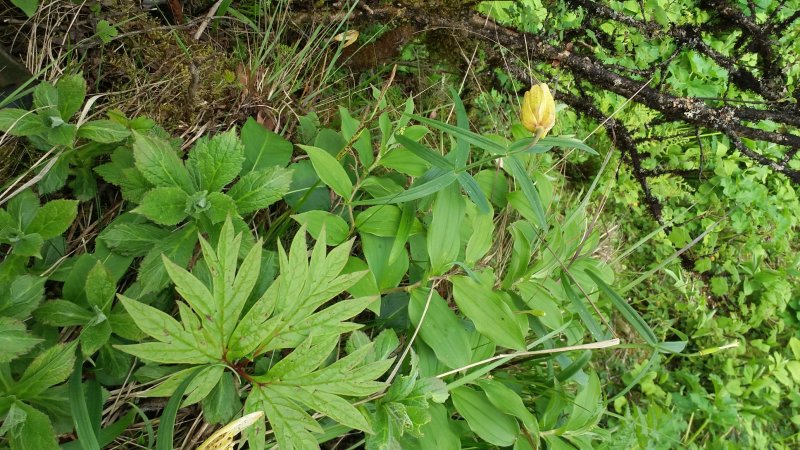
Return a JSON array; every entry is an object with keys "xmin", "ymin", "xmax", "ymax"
[
  {"xmin": 55, "ymin": 74, "xmax": 86, "ymax": 120},
  {"xmin": 0, "ymin": 108, "xmax": 47, "ymax": 136},
  {"xmin": 162, "ymin": 254, "xmax": 215, "ymax": 324},
  {"xmin": 187, "ymin": 130, "xmax": 244, "ymax": 192},
  {"xmin": 10, "ymin": 233, "xmax": 43, "ymax": 258},
  {"xmin": 132, "ymin": 132, "xmax": 193, "ymax": 192},
  {"xmin": 80, "ymin": 317, "xmax": 112, "ymax": 359},
  {"xmin": 34, "ymin": 300, "xmax": 93, "ymax": 326},
  {"xmin": 0, "ymin": 318, "xmax": 42, "ymax": 363},
  {"xmin": 133, "ymin": 186, "xmax": 189, "ymax": 225},
  {"xmin": 76, "ymin": 120, "xmax": 130, "ymax": 143},
  {"xmin": 137, "ymin": 223, "xmax": 198, "ymax": 294},
  {"xmin": 33, "ymin": 82, "xmax": 59, "ymax": 118},
  {"xmin": 204, "ymin": 192, "xmax": 237, "ymax": 224},
  {"xmin": 228, "ymin": 166, "xmax": 292, "ymax": 214},
  {"xmin": 85, "ymin": 262, "xmax": 116, "ymax": 311},
  {"xmin": 0, "ymin": 275, "xmax": 46, "ymax": 319},
  {"xmin": 15, "ymin": 342, "xmax": 77, "ymax": 398},
  {"xmin": 4, "ymin": 401, "xmax": 60, "ymax": 450},
  {"xmin": 117, "ymin": 295, "xmax": 217, "ymax": 363},
  {"xmin": 201, "ymin": 371, "xmax": 241, "ymax": 425},
  {"xmin": 26, "ymin": 199, "xmax": 78, "ymax": 239},
  {"xmin": 99, "ymin": 222, "xmax": 170, "ymax": 256}
]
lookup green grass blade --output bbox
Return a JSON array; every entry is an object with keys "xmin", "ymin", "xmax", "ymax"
[
  {"xmin": 506, "ymin": 155, "xmax": 547, "ymax": 231},
  {"xmin": 352, "ymin": 172, "xmax": 458, "ymax": 206},
  {"xmin": 69, "ymin": 362, "xmax": 101, "ymax": 450},
  {"xmin": 388, "ymin": 201, "xmax": 415, "ymax": 264},
  {"xmin": 450, "ymin": 86, "xmax": 470, "ymax": 167},
  {"xmin": 457, "ymin": 172, "xmax": 491, "ymax": 214},
  {"xmin": 556, "ymin": 350, "xmax": 592, "ymax": 382},
  {"xmin": 586, "ymin": 270, "xmax": 658, "ymax": 346},
  {"xmin": 561, "ymin": 276, "xmax": 607, "ymax": 341},
  {"xmin": 508, "ymin": 136, "xmax": 599, "ymax": 155},
  {"xmin": 396, "ymin": 134, "xmax": 454, "ymax": 169},
  {"xmin": 407, "ymin": 113, "xmax": 507, "ymax": 155},
  {"xmin": 61, "ymin": 410, "xmax": 138, "ymax": 450},
  {"xmin": 156, "ymin": 367, "xmax": 202, "ymax": 450}
]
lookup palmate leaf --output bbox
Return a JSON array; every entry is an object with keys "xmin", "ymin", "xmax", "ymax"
[
  {"xmin": 228, "ymin": 227, "xmax": 376, "ymax": 358},
  {"xmin": 246, "ymin": 337, "xmax": 393, "ymax": 450}
]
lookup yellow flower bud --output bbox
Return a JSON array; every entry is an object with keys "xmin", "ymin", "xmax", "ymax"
[{"xmin": 520, "ymin": 83, "xmax": 556, "ymax": 138}]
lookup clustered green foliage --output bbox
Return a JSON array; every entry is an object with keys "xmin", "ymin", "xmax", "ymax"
[
  {"xmin": 477, "ymin": 0, "xmax": 800, "ymax": 447},
  {"xmin": 0, "ymin": 70, "xmax": 677, "ymax": 449}
]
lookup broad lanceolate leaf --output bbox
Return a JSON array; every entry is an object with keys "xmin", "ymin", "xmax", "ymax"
[
  {"xmin": 227, "ymin": 166, "xmax": 292, "ymax": 214},
  {"xmin": 475, "ymin": 378, "xmax": 538, "ymax": 433},
  {"xmin": 291, "ymin": 211, "xmax": 350, "ymax": 245},
  {"xmin": 451, "ymin": 386, "xmax": 519, "ymax": 447},
  {"xmin": 187, "ymin": 130, "xmax": 244, "ymax": 192},
  {"xmin": 427, "ymin": 184, "xmax": 465, "ymax": 275},
  {"xmin": 561, "ymin": 372, "xmax": 602, "ymax": 433},
  {"xmin": 299, "ymin": 144, "xmax": 353, "ymax": 199},
  {"xmin": 240, "ymin": 117, "xmax": 293, "ymax": 172},
  {"xmin": 408, "ymin": 288, "xmax": 472, "ymax": 369},
  {"xmin": 451, "ymin": 276, "xmax": 526, "ymax": 350},
  {"xmin": 132, "ymin": 132, "xmax": 193, "ymax": 192}
]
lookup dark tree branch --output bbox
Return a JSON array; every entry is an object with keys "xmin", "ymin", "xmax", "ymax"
[{"xmin": 336, "ymin": 4, "xmax": 800, "ymax": 180}]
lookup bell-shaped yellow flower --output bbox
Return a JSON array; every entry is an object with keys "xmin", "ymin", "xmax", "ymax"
[{"xmin": 520, "ymin": 83, "xmax": 556, "ymax": 138}]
